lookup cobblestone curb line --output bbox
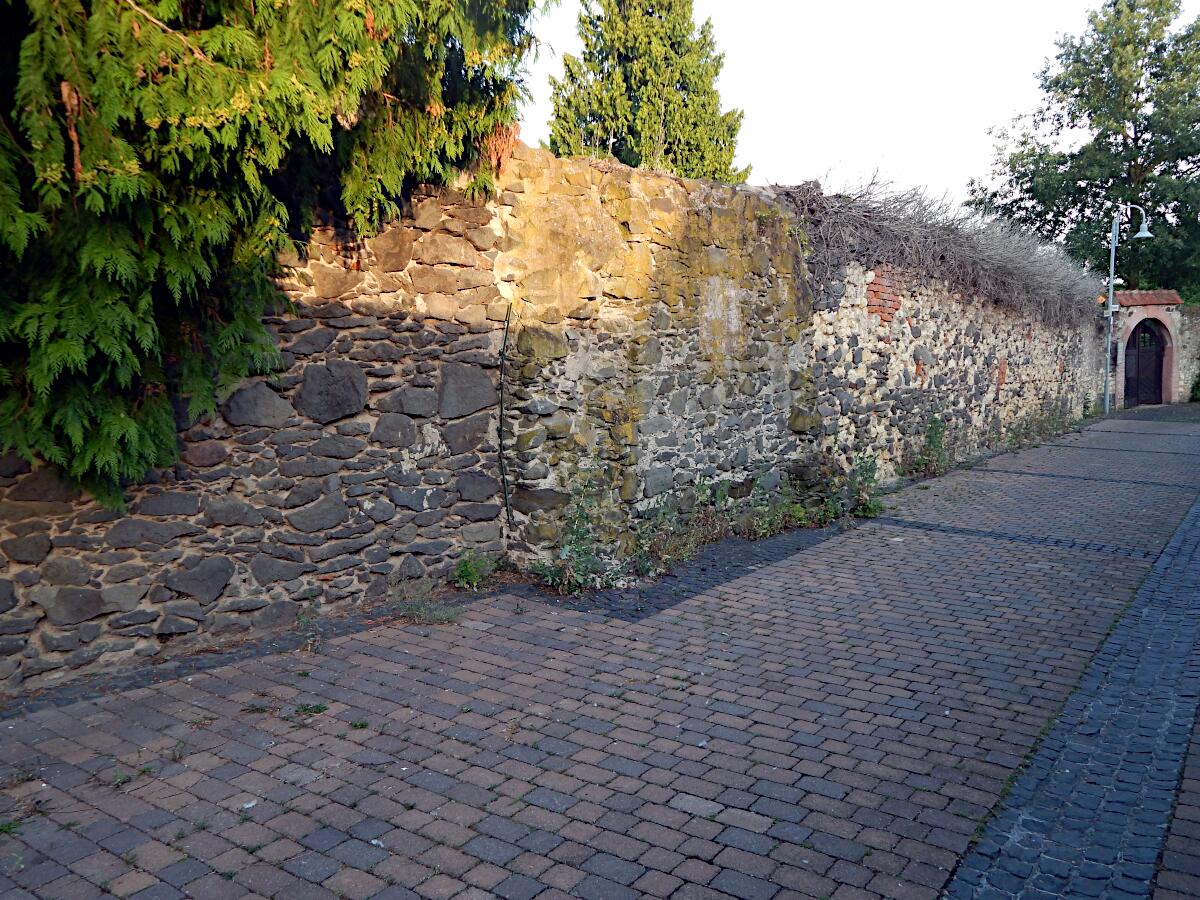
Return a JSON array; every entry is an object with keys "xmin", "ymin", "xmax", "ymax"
[{"xmin": 946, "ymin": 492, "xmax": 1200, "ymax": 898}]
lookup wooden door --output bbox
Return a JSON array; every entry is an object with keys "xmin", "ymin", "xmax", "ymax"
[{"xmin": 1124, "ymin": 321, "xmax": 1164, "ymax": 407}]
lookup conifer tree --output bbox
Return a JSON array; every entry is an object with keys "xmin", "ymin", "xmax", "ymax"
[
  {"xmin": 548, "ymin": 0, "xmax": 747, "ymax": 183},
  {"xmin": 0, "ymin": 0, "xmax": 533, "ymax": 503}
]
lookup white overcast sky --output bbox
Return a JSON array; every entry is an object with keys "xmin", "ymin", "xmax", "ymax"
[{"xmin": 519, "ymin": 0, "xmax": 1200, "ymax": 203}]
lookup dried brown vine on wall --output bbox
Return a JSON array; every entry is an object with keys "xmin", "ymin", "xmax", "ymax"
[{"xmin": 777, "ymin": 180, "xmax": 1102, "ymax": 326}]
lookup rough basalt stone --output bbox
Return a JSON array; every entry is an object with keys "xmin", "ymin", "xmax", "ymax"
[
  {"xmin": 311, "ymin": 435, "xmax": 366, "ymax": 459},
  {"xmin": 34, "ymin": 587, "xmax": 105, "ymax": 626},
  {"xmin": 0, "ymin": 453, "xmax": 31, "ymax": 478},
  {"xmin": 371, "ymin": 413, "xmax": 417, "ymax": 448},
  {"xmin": 279, "ymin": 457, "xmax": 342, "ymax": 478},
  {"xmin": 7, "ymin": 467, "xmax": 81, "ymax": 503},
  {"xmin": 310, "ymin": 262, "xmax": 364, "ymax": 299},
  {"xmin": 110, "ymin": 609, "xmax": 158, "ymax": 628},
  {"xmin": 107, "ymin": 563, "xmax": 147, "ymax": 584},
  {"xmin": 206, "ymin": 498, "xmax": 264, "ymax": 527},
  {"xmin": 254, "ymin": 600, "xmax": 299, "ymax": 629},
  {"xmin": 285, "ymin": 494, "xmax": 348, "ymax": 532},
  {"xmin": 216, "ymin": 597, "xmax": 268, "ymax": 613},
  {"xmin": 361, "ymin": 497, "xmax": 397, "ymax": 523},
  {"xmin": 163, "ymin": 600, "xmax": 206, "ymax": 621},
  {"xmin": 0, "ymin": 579, "xmax": 14, "ymax": 615},
  {"xmin": 138, "ymin": 493, "xmax": 202, "ymax": 517},
  {"xmin": 295, "ymin": 360, "xmax": 368, "ymax": 424},
  {"xmin": 310, "ymin": 535, "xmax": 375, "ymax": 563},
  {"xmin": 223, "ymin": 381, "xmax": 294, "ymax": 427},
  {"xmin": 288, "ymin": 327, "xmax": 337, "ymax": 355},
  {"xmin": 456, "ymin": 473, "xmax": 500, "ymax": 502},
  {"xmin": 390, "ymin": 487, "xmax": 447, "ymax": 512},
  {"xmin": 455, "ymin": 503, "xmax": 501, "ymax": 521},
  {"xmin": 442, "ymin": 413, "xmax": 491, "ymax": 454},
  {"xmin": 437, "ymin": 363, "xmax": 498, "ymax": 419},
  {"xmin": 181, "ymin": 441, "xmax": 229, "ymax": 468},
  {"xmin": 165, "ymin": 557, "xmax": 235, "ymax": 605},
  {"xmin": 41, "ymin": 557, "xmax": 92, "ymax": 587},
  {"xmin": 156, "ymin": 615, "xmax": 199, "ymax": 635},
  {"xmin": 369, "ymin": 227, "xmax": 416, "ymax": 272},
  {"xmin": 250, "ymin": 555, "xmax": 316, "ymax": 585},
  {"xmin": 0, "ymin": 614, "xmax": 39, "ymax": 635},
  {"xmin": 282, "ymin": 481, "xmax": 324, "ymax": 509},
  {"xmin": 102, "ymin": 585, "xmax": 150, "ymax": 612},
  {"xmin": 376, "ymin": 387, "xmax": 438, "ymax": 418},
  {"xmin": 2, "ymin": 533, "xmax": 52, "ymax": 564},
  {"xmin": 643, "ymin": 468, "xmax": 673, "ymax": 498},
  {"xmin": 105, "ymin": 519, "xmax": 201, "ymax": 548}
]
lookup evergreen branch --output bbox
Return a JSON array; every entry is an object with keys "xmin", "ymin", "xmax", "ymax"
[{"xmin": 120, "ymin": 0, "xmax": 211, "ymax": 63}]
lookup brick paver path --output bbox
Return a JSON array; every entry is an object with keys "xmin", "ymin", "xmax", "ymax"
[{"xmin": 2, "ymin": 409, "xmax": 1200, "ymax": 900}]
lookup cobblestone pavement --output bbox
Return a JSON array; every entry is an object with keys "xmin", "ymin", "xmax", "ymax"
[
  {"xmin": 1153, "ymin": 707, "xmax": 1200, "ymax": 899},
  {"xmin": 2, "ymin": 409, "xmax": 1200, "ymax": 900}
]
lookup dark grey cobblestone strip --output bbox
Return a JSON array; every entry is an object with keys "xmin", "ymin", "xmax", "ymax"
[
  {"xmin": 982, "ymin": 468, "xmax": 1195, "ymax": 492},
  {"xmin": 945, "ymin": 490, "xmax": 1200, "ymax": 900},
  {"xmin": 875, "ymin": 516, "xmax": 1157, "ymax": 560}
]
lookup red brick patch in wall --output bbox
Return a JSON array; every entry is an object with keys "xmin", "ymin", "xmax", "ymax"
[
  {"xmin": 997, "ymin": 357, "xmax": 1008, "ymax": 397},
  {"xmin": 866, "ymin": 264, "xmax": 904, "ymax": 324}
]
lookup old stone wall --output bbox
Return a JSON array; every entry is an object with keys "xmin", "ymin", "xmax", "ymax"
[
  {"xmin": 1178, "ymin": 306, "xmax": 1200, "ymax": 402},
  {"xmin": 0, "ymin": 144, "xmax": 1108, "ymax": 692},
  {"xmin": 493, "ymin": 148, "xmax": 817, "ymax": 555},
  {"xmin": 812, "ymin": 263, "xmax": 1104, "ymax": 479}
]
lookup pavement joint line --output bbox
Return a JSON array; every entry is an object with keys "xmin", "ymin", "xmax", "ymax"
[
  {"xmin": 979, "ymin": 468, "xmax": 1196, "ymax": 491},
  {"xmin": 1047, "ymin": 444, "xmax": 1200, "ymax": 457},
  {"xmin": 945, "ymin": 487, "xmax": 1200, "ymax": 899},
  {"xmin": 873, "ymin": 516, "xmax": 1158, "ymax": 560}
]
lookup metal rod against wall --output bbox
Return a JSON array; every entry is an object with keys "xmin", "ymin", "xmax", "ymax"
[
  {"xmin": 498, "ymin": 303, "xmax": 515, "ymax": 526},
  {"xmin": 1104, "ymin": 212, "xmax": 1119, "ymax": 414}
]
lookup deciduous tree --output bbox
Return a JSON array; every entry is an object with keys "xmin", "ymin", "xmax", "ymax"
[{"xmin": 968, "ymin": 0, "xmax": 1200, "ymax": 300}]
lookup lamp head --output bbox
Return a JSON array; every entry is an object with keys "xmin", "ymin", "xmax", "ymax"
[{"xmin": 1134, "ymin": 219, "xmax": 1154, "ymax": 240}]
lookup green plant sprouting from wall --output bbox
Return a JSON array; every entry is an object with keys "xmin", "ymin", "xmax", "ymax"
[
  {"xmin": 915, "ymin": 416, "xmax": 950, "ymax": 475},
  {"xmin": 532, "ymin": 483, "xmax": 624, "ymax": 596},
  {"xmin": 452, "ymin": 551, "xmax": 500, "ymax": 592},
  {"xmin": 533, "ymin": 470, "xmax": 844, "ymax": 593},
  {"xmin": 849, "ymin": 452, "xmax": 883, "ymax": 518}
]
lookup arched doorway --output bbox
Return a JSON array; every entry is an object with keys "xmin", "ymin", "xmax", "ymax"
[{"xmin": 1124, "ymin": 319, "xmax": 1166, "ymax": 406}]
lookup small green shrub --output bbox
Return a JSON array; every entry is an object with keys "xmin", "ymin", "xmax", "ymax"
[
  {"xmin": 0, "ymin": 820, "xmax": 21, "ymax": 836},
  {"xmin": 849, "ymin": 452, "xmax": 883, "ymax": 518},
  {"xmin": 813, "ymin": 497, "xmax": 841, "ymax": 525},
  {"xmin": 452, "ymin": 551, "xmax": 498, "ymax": 592},
  {"xmin": 632, "ymin": 479, "xmax": 737, "ymax": 577},
  {"xmin": 916, "ymin": 416, "xmax": 950, "ymax": 475},
  {"xmin": 532, "ymin": 480, "xmax": 620, "ymax": 595},
  {"xmin": 736, "ymin": 479, "xmax": 810, "ymax": 538}
]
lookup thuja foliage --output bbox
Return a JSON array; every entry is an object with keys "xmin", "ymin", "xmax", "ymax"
[
  {"xmin": 548, "ymin": 0, "xmax": 747, "ymax": 182},
  {"xmin": 0, "ymin": 1, "xmax": 533, "ymax": 503}
]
